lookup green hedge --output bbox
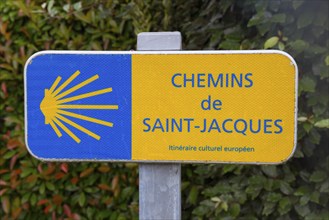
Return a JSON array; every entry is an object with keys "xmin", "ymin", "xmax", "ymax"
[{"xmin": 0, "ymin": 0, "xmax": 328, "ymax": 219}]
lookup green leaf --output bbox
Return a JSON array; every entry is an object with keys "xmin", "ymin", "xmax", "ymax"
[
  {"xmin": 278, "ymin": 42, "xmax": 285, "ymax": 50},
  {"xmin": 293, "ymin": 1, "xmax": 304, "ymax": 10},
  {"xmin": 73, "ymin": 2, "xmax": 82, "ymax": 11},
  {"xmin": 20, "ymin": 168, "xmax": 35, "ymax": 178},
  {"xmin": 310, "ymin": 191, "xmax": 320, "ymax": 204},
  {"xmin": 63, "ymin": 4, "xmax": 70, "ymax": 12},
  {"xmin": 314, "ymin": 119, "xmax": 329, "ymax": 128},
  {"xmin": 264, "ymin": 36, "xmax": 279, "ymax": 49},
  {"xmin": 211, "ymin": 197, "xmax": 221, "ymax": 203},
  {"xmin": 192, "ymin": 205, "xmax": 209, "ymax": 216},
  {"xmin": 293, "ymin": 147, "xmax": 304, "ymax": 158},
  {"xmin": 271, "ymin": 14, "xmax": 286, "ymax": 23},
  {"xmin": 298, "ymin": 116, "xmax": 308, "ymax": 122},
  {"xmin": 74, "ymin": 11, "xmax": 91, "ymax": 23},
  {"xmin": 325, "ymin": 56, "xmax": 329, "ymax": 66},
  {"xmin": 229, "ymin": 203, "xmax": 240, "ymax": 217},
  {"xmin": 313, "ymin": 105, "xmax": 326, "ymax": 116},
  {"xmin": 47, "ymin": 0, "xmax": 58, "ymax": 17},
  {"xmin": 248, "ymin": 13, "xmax": 264, "ymax": 27},
  {"xmin": 30, "ymin": 194, "xmax": 37, "ymax": 206},
  {"xmin": 46, "ymin": 182, "xmax": 55, "ymax": 191},
  {"xmin": 261, "ymin": 166, "xmax": 278, "ymax": 178},
  {"xmin": 303, "ymin": 122, "xmax": 313, "ymax": 133},
  {"xmin": 3, "ymin": 150, "xmax": 16, "ymax": 159},
  {"xmin": 121, "ymin": 187, "xmax": 134, "ymax": 200},
  {"xmin": 294, "ymin": 204, "xmax": 311, "ymax": 217},
  {"xmin": 267, "ymin": 193, "xmax": 282, "ymax": 203},
  {"xmin": 47, "ymin": 0, "xmax": 54, "ymax": 12},
  {"xmin": 320, "ymin": 180, "xmax": 329, "ymax": 193},
  {"xmin": 188, "ymin": 186, "xmax": 199, "ymax": 205},
  {"xmin": 299, "ymin": 77, "xmax": 316, "ymax": 93},
  {"xmin": 297, "ymin": 11, "xmax": 314, "ymax": 29},
  {"xmin": 262, "ymin": 202, "xmax": 275, "ymax": 216},
  {"xmin": 279, "ymin": 197, "xmax": 291, "ymax": 215},
  {"xmin": 39, "ymin": 183, "xmax": 45, "ymax": 194},
  {"xmin": 221, "ymin": 201, "xmax": 228, "ymax": 211},
  {"xmin": 21, "ymin": 193, "xmax": 31, "ymax": 204},
  {"xmin": 294, "ymin": 186, "xmax": 311, "ymax": 196},
  {"xmin": 222, "ymin": 164, "xmax": 236, "ymax": 174},
  {"xmin": 280, "ymin": 181, "xmax": 293, "ymax": 195},
  {"xmin": 310, "ymin": 171, "xmax": 327, "ymax": 182},
  {"xmin": 41, "ymin": 2, "xmax": 47, "ymax": 9},
  {"xmin": 289, "ymin": 40, "xmax": 309, "ymax": 54},
  {"xmin": 309, "ymin": 129, "xmax": 321, "ymax": 144},
  {"xmin": 300, "ymin": 195, "xmax": 310, "ymax": 205},
  {"xmin": 117, "ymin": 214, "xmax": 127, "ymax": 220},
  {"xmin": 79, "ymin": 192, "xmax": 86, "ymax": 207}
]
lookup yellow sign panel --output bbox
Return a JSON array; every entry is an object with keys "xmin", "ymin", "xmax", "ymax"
[{"xmin": 132, "ymin": 51, "xmax": 297, "ymax": 164}]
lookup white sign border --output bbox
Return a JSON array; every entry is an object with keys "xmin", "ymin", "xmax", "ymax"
[{"xmin": 24, "ymin": 50, "xmax": 298, "ymax": 164}]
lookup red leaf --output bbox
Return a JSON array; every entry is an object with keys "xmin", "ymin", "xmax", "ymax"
[
  {"xmin": 72, "ymin": 213, "xmax": 81, "ymax": 220},
  {"xmin": 71, "ymin": 177, "xmax": 79, "ymax": 185},
  {"xmin": 1, "ymin": 196, "xmax": 10, "ymax": 214},
  {"xmin": 14, "ymin": 169, "xmax": 22, "ymax": 175},
  {"xmin": 37, "ymin": 164, "xmax": 43, "ymax": 173},
  {"xmin": 63, "ymin": 204, "xmax": 72, "ymax": 217},
  {"xmin": 44, "ymin": 41, "xmax": 50, "ymax": 50},
  {"xmin": 10, "ymin": 179, "xmax": 20, "ymax": 189},
  {"xmin": 7, "ymin": 139, "xmax": 20, "ymax": 149},
  {"xmin": 43, "ymin": 163, "xmax": 55, "ymax": 175},
  {"xmin": 10, "ymin": 154, "xmax": 18, "ymax": 170},
  {"xmin": 22, "ymin": 203, "xmax": 29, "ymax": 210},
  {"xmin": 44, "ymin": 205, "xmax": 52, "ymax": 214},
  {"xmin": 79, "ymin": 168, "xmax": 94, "ymax": 178},
  {"xmin": 114, "ymin": 188, "xmax": 120, "ymax": 198},
  {"xmin": 2, "ymin": 131, "xmax": 10, "ymax": 140},
  {"xmin": 89, "ymin": 198, "xmax": 99, "ymax": 206},
  {"xmin": 37, "ymin": 199, "xmax": 48, "ymax": 206},
  {"xmin": 5, "ymin": 106, "xmax": 14, "ymax": 112},
  {"xmin": 52, "ymin": 211, "xmax": 56, "ymax": 220},
  {"xmin": 12, "ymin": 207, "xmax": 22, "ymax": 219},
  {"xmin": 0, "ymin": 189, "xmax": 8, "ymax": 196},
  {"xmin": 55, "ymin": 172, "xmax": 65, "ymax": 180},
  {"xmin": 104, "ymin": 198, "xmax": 112, "ymax": 206},
  {"xmin": 98, "ymin": 184, "xmax": 111, "ymax": 191},
  {"xmin": 26, "ymin": 174, "xmax": 37, "ymax": 183},
  {"xmin": 98, "ymin": 165, "xmax": 110, "ymax": 173},
  {"xmin": 52, "ymin": 194, "xmax": 63, "ymax": 206},
  {"xmin": 60, "ymin": 163, "xmax": 68, "ymax": 173},
  {"xmin": 0, "ymin": 169, "xmax": 9, "ymax": 174},
  {"xmin": 0, "ymin": 180, "xmax": 8, "ymax": 186},
  {"xmin": 111, "ymin": 175, "xmax": 119, "ymax": 190},
  {"xmin": 19, "ymin": 46, "xmax": 25, "ymax": 58},
  {"xmin": 1, "ymin": 82, "xmax": 7, "ymax": 98}
]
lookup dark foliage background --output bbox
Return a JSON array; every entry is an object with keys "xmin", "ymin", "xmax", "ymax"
[{"xmin": 0, "ymin": 0, "xmax": 328, "ymax": 219}]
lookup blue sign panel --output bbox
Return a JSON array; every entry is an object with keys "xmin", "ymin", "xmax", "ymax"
[{"xmin": 25, "ymin": 52, "xmax": 132, "ymax": 160}]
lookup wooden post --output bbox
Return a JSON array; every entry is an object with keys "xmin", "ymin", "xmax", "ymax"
[{"xmin": 137, "ymin": 32, "xmax": 182, "ymax": 220}]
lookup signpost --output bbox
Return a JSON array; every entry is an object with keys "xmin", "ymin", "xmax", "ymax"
[
  {"xmin": 24, "ymin": 49, "xmax": 298, "ymax": 164},
  {"xmin": 24, "ymin": 31, "xmax": 298, "ymax": 219},
  {"xmin": 137, "ymin": 32, "xmax": 182, "ymax": 220}
]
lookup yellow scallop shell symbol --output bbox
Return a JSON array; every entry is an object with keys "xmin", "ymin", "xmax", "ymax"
[{"xmin": 40, "ymin": 70, "xmax": 118, "ymax": 143}]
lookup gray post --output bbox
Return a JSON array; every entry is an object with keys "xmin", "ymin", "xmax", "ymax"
[{"xmin": 137, "ymin": 32, "xmax": 182, "ymax": 220}]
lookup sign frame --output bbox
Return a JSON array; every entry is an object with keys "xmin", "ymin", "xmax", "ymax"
[{"xmin": 24, "ymin": 50, "xmax": 298, "ymax": 164}]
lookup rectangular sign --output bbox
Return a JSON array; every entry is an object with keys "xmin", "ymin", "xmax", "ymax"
[{"xmin": 24, "ymin": 50, "xmax": 298, "ymax": 164}]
